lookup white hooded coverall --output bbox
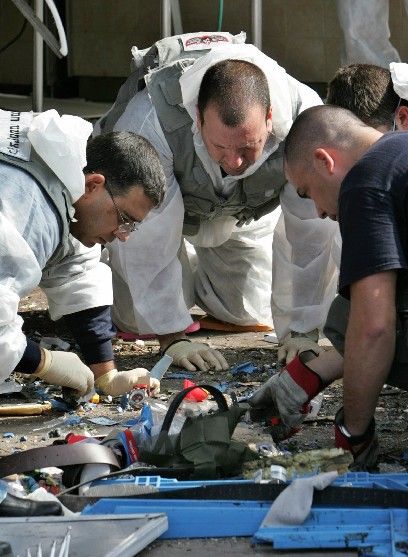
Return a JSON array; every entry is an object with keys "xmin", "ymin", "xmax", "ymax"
[
  {"xmin": 0, "ymin": 110, "xmax": 112, "ymax": 382},
  {"xmin": 96, "ymin": 38, "xmax": 340, "ymax": 340}
]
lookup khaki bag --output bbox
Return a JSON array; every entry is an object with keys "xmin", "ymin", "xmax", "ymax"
[{"xmin": 140, "ymin": 384, "xmax": 259, "ymax": 479}]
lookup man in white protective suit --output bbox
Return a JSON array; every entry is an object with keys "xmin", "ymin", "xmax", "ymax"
[
  {"xmin": 0, "ymin": 109, "xmax": 166, "ymax": 397},
  {"xmin": 335, "ymin": 0, "xmax": 408, "ymax": 68},
  {"xmin": 95, "ymin": 32, "xmax": 340, "ymax": 372}
]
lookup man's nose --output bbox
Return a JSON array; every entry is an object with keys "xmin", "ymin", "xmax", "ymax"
[
  {"xmin": 225, "ymin": 151, "xmax": 244, "ymax": 169},
  {"xmin": 114, "ymin": 229, "xmax": 130, "ymax": 242}
]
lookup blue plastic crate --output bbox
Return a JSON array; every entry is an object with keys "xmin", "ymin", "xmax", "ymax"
[
  {"xmin": 254, "ymin": 508, "xmax": 408, "ymax": 557},
  {"xmin": 90, "ymin": 472, "xmax": 408, "ymax": 492},
  {"xmin": 82, "ymin": 498, "xmax": 408, "ymax": 555},
  {"xmin": 333, "ymin": 472, "xmax": 408, "ymax": 491},
  {"xmin": 90, "ymin": 475, "xmax": 253, "ymax": 491},
  {"xmin": 82, "ymin": 499, "xmax": 270, "ymax": 538}
]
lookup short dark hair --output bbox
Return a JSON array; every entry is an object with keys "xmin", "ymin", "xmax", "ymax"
[
  {"xmin": 326, "ymin": 64, "xmax": 407, "ymax": 130},
  {"xmin": 84, "ymin": 131, "xmax": 166, "ymax": 206},
  {"xmin": 284, "ymin": 105, "xmax": 367, "ymax": 169},
  {"xmin": 197, "ymin": 59, "xmax": 270, "ymax": 126}
]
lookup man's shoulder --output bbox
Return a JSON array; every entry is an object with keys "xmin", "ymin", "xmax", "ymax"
[{"xmin": 344, "ymin": 132, "xmax": 408, "ymax": 187}]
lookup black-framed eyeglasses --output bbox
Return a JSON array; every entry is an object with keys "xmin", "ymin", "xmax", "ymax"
[{"xmin": 105, "ymin": 182, "xmax": 139, "ymax": 234}]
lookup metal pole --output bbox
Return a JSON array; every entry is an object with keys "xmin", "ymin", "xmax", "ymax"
[
  {"xmin": 170, "ymin": 0, "xmax": 183, "ymax": 35},
  {"xmin": 251, "ymin": 0, "xmax": 262, "ymax": 50},
  {"xmin": 161, "ymin": 0, "xmax": 172, "ymax": 38},
  {"xmin": 33, "ymin": 0, "xmax": 44, "ymax": 112}
]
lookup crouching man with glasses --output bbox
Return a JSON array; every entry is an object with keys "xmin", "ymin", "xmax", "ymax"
[{"xmin": 0, "ymin": 109, "xmax": 166, "ymax": 398}]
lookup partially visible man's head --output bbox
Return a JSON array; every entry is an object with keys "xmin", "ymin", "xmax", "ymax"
[
  {"xmin": 327, "ymin": 63, "xmax": 408, "ymax": 131},
  {"xmin": 71, "ymin": 131, "xmax": 166, "ymax": 247},
  {"xmin": 196, "ymin": 60, "xmax": 272, "ymax": 176},
  {"xmin": 284, "ymin": 105, "xmax": 380, "ymax": 220}
]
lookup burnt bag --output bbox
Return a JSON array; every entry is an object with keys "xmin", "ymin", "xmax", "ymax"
[{"xmin": 139, "ymin": 384, "xmax": 259, "ymax": 479}]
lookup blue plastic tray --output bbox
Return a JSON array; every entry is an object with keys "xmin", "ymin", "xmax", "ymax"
[
  {"xmin": 90, "ymin": 472, "xmax": 408, "ymax": 491},
  {"xmin": 333, "ymin": 472, "xmax": 408, "ymax": 491},
  {"xmin": 82, "ymin": 498, "xmax": 408, "ymax": 556},
  {"xmin": 82, "ymin": 499, "xmax": 270, "ymax": 538},
  {"xmin": 254, "ymin": 508, "xmax": 408, "ymax": 557}
]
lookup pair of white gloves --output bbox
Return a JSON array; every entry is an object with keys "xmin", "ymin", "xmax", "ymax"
[
  {"xmin": 33, "ymin": 330, "xmax": 320, "ymax": 398},
  {"xmin": 33, "ymin": 348, "xmax": 159, "ymax": 397},
  {"xmin": 33, "ymin": 341, "xmax": 229, "ymax": 398}
]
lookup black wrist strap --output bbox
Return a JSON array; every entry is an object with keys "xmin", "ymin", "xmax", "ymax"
[
  {"xmin": 162, "ymin": 338, "xmax": 191, "ymax": 356},
  {"xmin": 335, "ymin": 407, "xmax": 375, "ymax": 445}
]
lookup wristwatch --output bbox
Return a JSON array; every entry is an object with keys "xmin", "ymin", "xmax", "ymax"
[{"xmin": 335, "ymin": 407, "xmax": 375, "ymax": 445}]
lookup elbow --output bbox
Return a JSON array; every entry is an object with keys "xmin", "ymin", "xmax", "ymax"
[{"xmin": 362, "ymin": 317, "xmax": 396, "ymax": 344}]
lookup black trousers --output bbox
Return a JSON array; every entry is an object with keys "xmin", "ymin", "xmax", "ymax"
[{"xmin": 324, "ymin": 295, "xmax": 408, "ymax": 391}]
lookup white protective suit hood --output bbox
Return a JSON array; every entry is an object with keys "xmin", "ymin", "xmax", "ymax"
[
  {"xmin": 390, "ymin": 62, "xmax": 408, "ymax": 101},
  {"xmin": 0, "ymin": 109, "xmax": 92, "ymax": 202},
  {"xmin": 28, "ymin": 109, "xmax": 93, "ymax": 202},
  {"xmin": 0, "ymin": 109, "xmax": 109, "ymax": 380},
  {"xmin": 180, "ymin": 43, "xmax": 295, "ymax": 143}
]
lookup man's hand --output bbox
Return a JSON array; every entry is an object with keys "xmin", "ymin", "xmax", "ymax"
[
  {"xmin": 277, "ymin": 329, "xmax": 321, "ymax": 364},
  {"xmin": 334, "ymin": 408, "xmax": 379, "ymax": 470},
  {"xmin": 94, "ymin": 368, "xmax": 160, "ymax": 397},
  {"xmin": 164, "ymin": 340, "xmax": 228, "ymax": 372},
  {"xmin": 249, "ymin": 355, "xmax": 324, "ymax": 441},
  {"xmin": 34, "ymin": 349, "xmax": 94, "ymax": 396}
]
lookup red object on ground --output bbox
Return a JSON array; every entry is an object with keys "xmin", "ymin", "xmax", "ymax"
[
  {"xmin": 183, "ymin": 379, "xmax": 209, "ymax": 402},
  {"xmin": 65, "ymin": 433, "xmax": 89, "ymax": 444}
]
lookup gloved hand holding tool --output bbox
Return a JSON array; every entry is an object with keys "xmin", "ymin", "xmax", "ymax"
[
  {"xmin": 33, "ymin": 348, "xmax": 94, "ymax": 396},
  {"xmin": 277, "ymin": 329, "xmax": 321, "ymax": 364},
  {"xmin": 249, "ymin": 352, "xmax": 327, "ymax": 441},
  {"xmin": 164, "ymin": 339, "xmax": 228, "ymax": 372},
  {"xmin": 95, "ymin": 368, "xmax": 160, "ymax": 397}
]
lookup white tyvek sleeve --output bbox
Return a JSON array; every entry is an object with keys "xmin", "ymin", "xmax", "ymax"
[
  {"xmin": 270, "ymin": 76, "xmax": 341, "ymax": 339},
  {"xmin": 271, "ymin": 183, "xmax": 340, "ymax": 339},
  {"xmin": 0, "ymin": 213, "xmax": 42, "ymax": 380},
  {"xmin": 102, "ymin": 90, "xmax": 192, "ymax": 334},
  {"xmin": 40, "ymin": 238, "xmax": 113, "ymax": 320}
]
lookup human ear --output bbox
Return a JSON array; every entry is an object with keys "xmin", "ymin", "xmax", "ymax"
[
  {"xmin": 396, "ymin": 106, "xmax": 408, "ymax": 131},
  {"xmin": 266, "ymin": 107, "xmax": 273, "ymax": 132},
  {"xmin": 84, "ymin": 173, "xmax": 105, "ymax": 196},
  {"xmin": 313, "ymin": 148, "xmax": 335, "ymax": 176}
]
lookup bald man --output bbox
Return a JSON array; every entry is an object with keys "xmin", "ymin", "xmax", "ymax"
[{"xmin": 250, "ymin": 105, "xmax": 408, "ymax": 469}]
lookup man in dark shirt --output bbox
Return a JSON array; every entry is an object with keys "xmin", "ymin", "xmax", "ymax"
[{"xmin": 250, "ymin": 105, "xmax": 408, "ymax": 469}]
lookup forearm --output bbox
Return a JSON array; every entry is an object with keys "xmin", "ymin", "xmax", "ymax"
[
  {"xmin": 63, "ymin": 305, "xmax": 115, "ymax": 366},
  {"xmin": 343, "ymin": 314, "xmax": 395, "ymax": 436},
  {"xmin": 14, "ymin": 338, "xmax": 42, "ymax": 373},
  {"xmin": 308, "ymin": 348, "xmax": 344, "ymax": 383},
  {"xmin": 157, "ymin": 331, "xmax": 187, "ymax": 352},
  {"xmin": 90, "ymin": 360, "xmax": 116, "ymax": 379}
]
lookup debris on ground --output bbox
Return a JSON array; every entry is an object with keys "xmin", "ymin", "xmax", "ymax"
[{"xmin": 0, "ymin": 295, "xmax": 406, "ymax": 556}]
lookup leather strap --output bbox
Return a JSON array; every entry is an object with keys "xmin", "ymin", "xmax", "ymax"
[{"xmin": 0, "ymin": 443, "xmax": 120, "ymax": 478}]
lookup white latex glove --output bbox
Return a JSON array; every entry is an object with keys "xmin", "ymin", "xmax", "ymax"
[
  {"xmin": 94, "ymin": 368, "xmax": 160, "ymax": 397},
  {"xmin": 34, "ymin": 348, "xmax": 94, "ymax": 396},
  {"xmin": 164, "ymin": 340, "xmax": 228, "ymax": 372},
  {"xmin": 277, "ymin": 330, "xmax": 321, "ymax": 364}
]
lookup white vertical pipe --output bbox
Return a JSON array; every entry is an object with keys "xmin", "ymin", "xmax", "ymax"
[
  {"xmin": 251, "ymin": 0, "xmax": 262, "ymax": 50},
  {"xmin": 171, "ymin": 0, "xmax": 183, "ymax": 34},
  {"xmin": 161, "ymin": 0, "xmax": 172, "ymax": 38},
  {"xmin": 33, "ymin": 0, "xmax": 44, "ymax": 112}
]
